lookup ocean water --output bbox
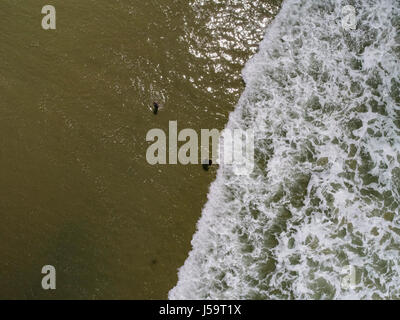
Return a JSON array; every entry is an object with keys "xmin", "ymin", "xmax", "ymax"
[
  {"xmin": 0, "ymin": 0, "xmax": 280, "ymax": 299},
  {"xmin": 170, "ymin": 0, "xmax": 400, "ymax": 299}
]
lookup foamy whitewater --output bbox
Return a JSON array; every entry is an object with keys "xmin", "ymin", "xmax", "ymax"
[{"xmin": 170, "ymin": 0, "xmax": 400, "ymax": 299}]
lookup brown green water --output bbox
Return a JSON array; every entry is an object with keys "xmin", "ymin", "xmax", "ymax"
[{"xmin": 0, "ymin": 0, "xmax": 280, "ymax": 299}]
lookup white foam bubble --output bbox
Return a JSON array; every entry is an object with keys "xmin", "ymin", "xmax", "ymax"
[{"xmin": 170, "ymin": 0, "xmax": 400, "ymax": 299}]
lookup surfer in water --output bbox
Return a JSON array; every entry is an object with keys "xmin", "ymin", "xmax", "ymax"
[
  {"xmin": 202, "ymin": 159, "xmax": 212, "ymax": 171},
  {"xmin": 153, "ymin": 102, "xmax": 159, "ymax": 114}
]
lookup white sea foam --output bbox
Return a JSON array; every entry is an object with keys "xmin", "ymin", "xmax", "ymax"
[{"xmin": 170, "ymin": 0, "xmax": 400, "ymax": 299}]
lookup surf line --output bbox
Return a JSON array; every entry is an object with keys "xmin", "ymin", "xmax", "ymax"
[{"xmin": 159, "ymin": 304, "xmax": 193, "ymax": 318}]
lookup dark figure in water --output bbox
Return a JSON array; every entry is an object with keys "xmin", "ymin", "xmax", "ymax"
[
  {"xmin": 202, "ymin": 159, "xmax": 212, "ymax": 171},
  {"xmin": 153, "ymin": 102, "xmax": 159, "ymax": 114}
]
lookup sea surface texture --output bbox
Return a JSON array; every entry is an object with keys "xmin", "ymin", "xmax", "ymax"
[
  {"xmin": 0, "ymin": 0, "xmax": 280, "ymax": 299},
  {"xmin": 170, "ymin": 0, "xmax": 400, "ymax": 299}
]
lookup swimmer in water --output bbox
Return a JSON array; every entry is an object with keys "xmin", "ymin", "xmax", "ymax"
[
  {"xmin": 202, "ymin": 159, "xmax": 212, "ymax": 171},
  {"xmin": 153, "ymin": 102, "xmax": 159, "ymax": 114}
]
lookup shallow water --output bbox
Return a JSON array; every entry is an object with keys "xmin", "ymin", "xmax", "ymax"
[
  {"xmin": 170, "ymin": 0, "xmax": 400, "ymax": 300},
  {"xmin": 0, "ymin": 0, "xmax": 280, "ymax": 298}
]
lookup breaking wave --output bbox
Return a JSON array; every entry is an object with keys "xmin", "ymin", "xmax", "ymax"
[{"xmin": 170, "ymin": 0, "xmax": 400, "ymax": 299}]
